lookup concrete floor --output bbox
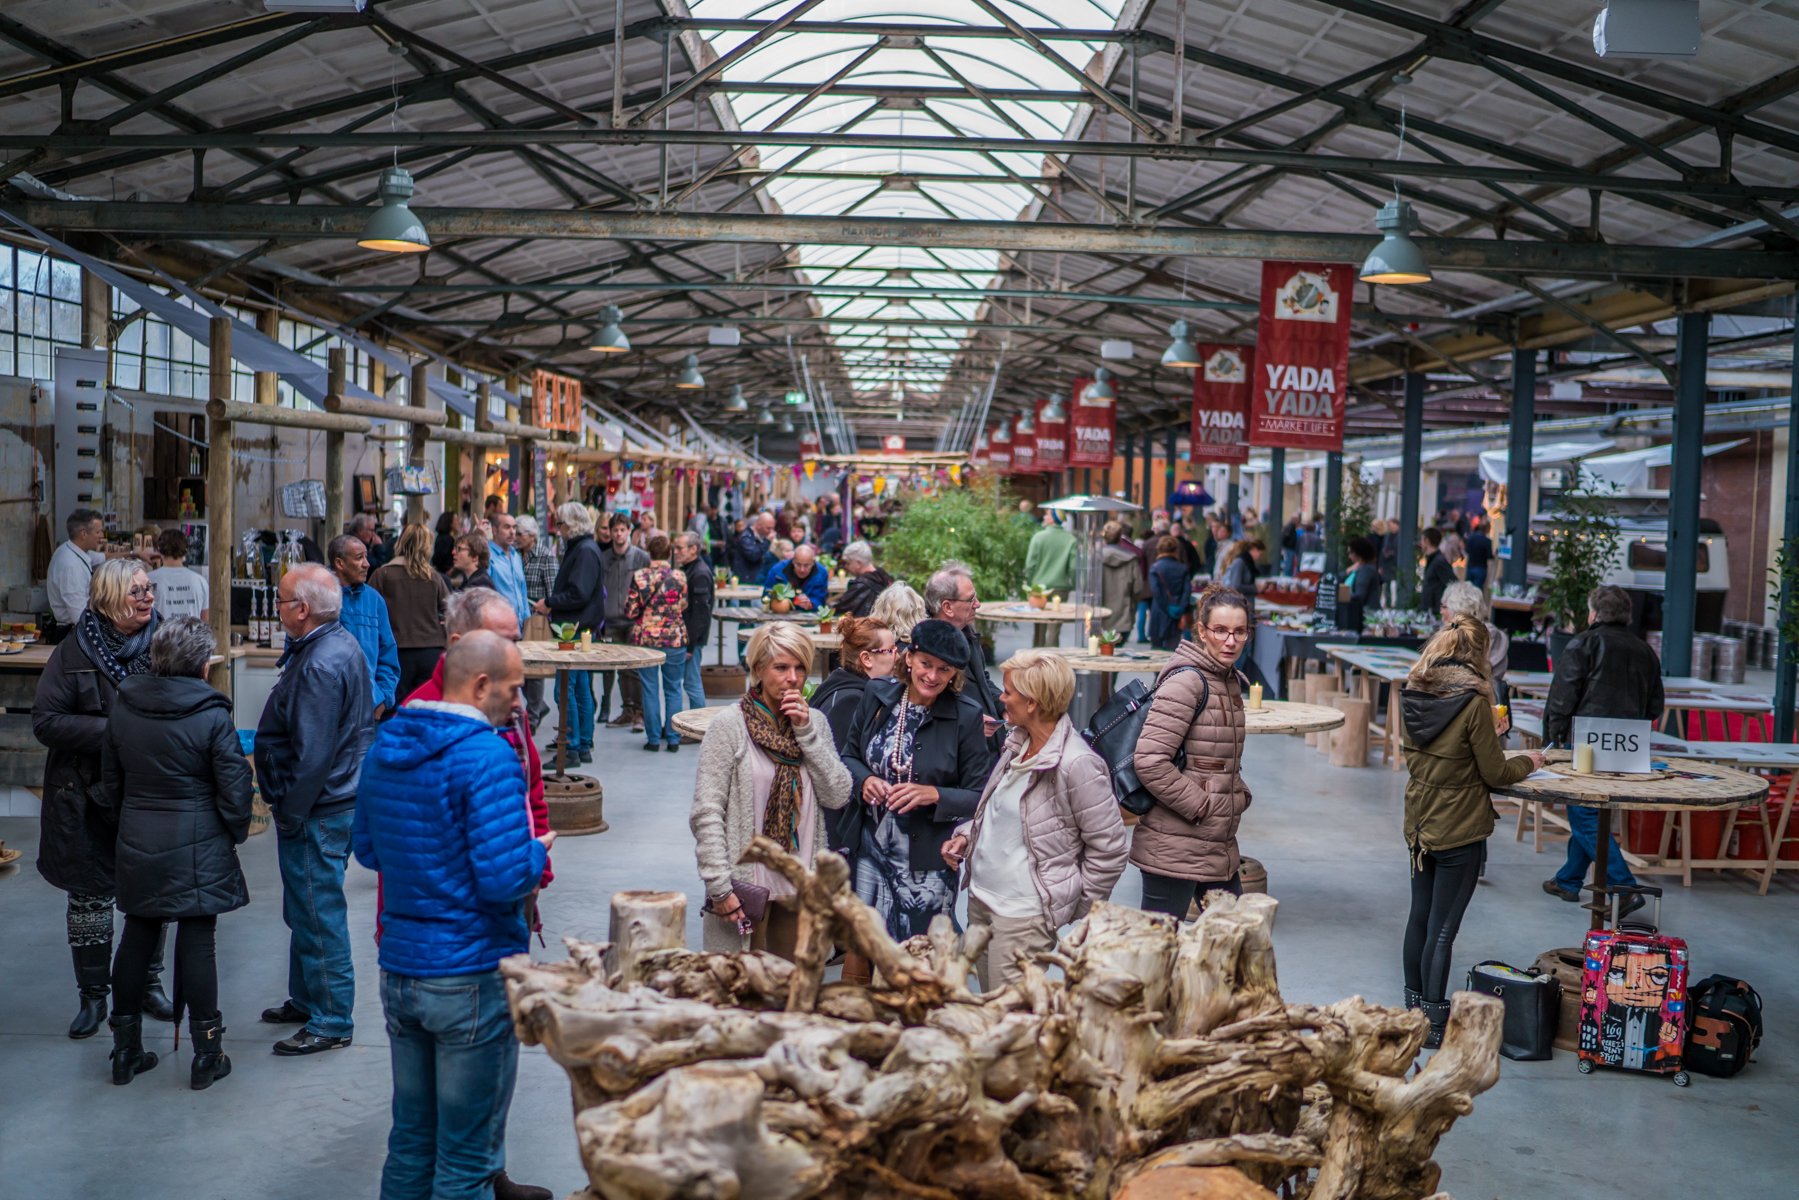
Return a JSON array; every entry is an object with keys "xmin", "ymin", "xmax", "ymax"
[{"xmin": 2, "ymin": 622, "xmax": 1794, "ymax": 1200}]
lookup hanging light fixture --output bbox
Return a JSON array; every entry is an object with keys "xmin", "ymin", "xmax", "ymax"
[
  {"xmin": 776, "ymin": 414, "xmax": 797, "ymax": 434},
  {"xmin": 1084, "ymin": 368, "xmax": 1117, "ymax": 402},
  {"xmin": 1015, "ymin": 408, "xmax": 1035, "ymax": 435},
  {"xmin": 357, "ymin": 166, "xmax": 431, "ymax": 253},
  {"xmin": 754, "ymin": 405, "xmax": 775, "ymax": 425},
  {"xmin": 1041, "ymin": 392, "xmax": 1066, "ymax": 421},
  {"xmin": 723, "ymin": 384, "xmax": 748, "ymax": 412},
  {"xmin": 675, "ymin": 353, "xmax": 705, "ymax": 389},
  {"xmin": 1161, "ymin": 320, "xmax": 1202, "ymax": 368},
  {"xmin": 587, "ymin": 305, "xmax": 630, "ymax": 354},
  {"xmin": 1358, "ymin": 200, "xmax": 1433, "ymax": 285}
]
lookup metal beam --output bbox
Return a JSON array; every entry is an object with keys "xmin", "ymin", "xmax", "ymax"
[
  {"xmin": 1503, "ymin": 348, "xmax": 1536, "ymax": 592},
  {"xmin": 17, "ymin": 202, "xmax": 1791, "ymax": 278},
  {"xmin": 1397, "ymin": 373, "xmax": 1425, "ymax": 608},
  {"xmin": 1778, "ymin": 319, "xmax": 1799, "ymax": 743}
]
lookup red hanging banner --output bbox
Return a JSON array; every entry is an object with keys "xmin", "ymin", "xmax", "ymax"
[
  {"xmin": 880, "ymin": 433, "xmax": 906, "ymax": 456},
  {"xmin": 1252, "ymin": 261, "xmax": 1353, "ymax": 451},
  {"xmin": 798, "ymin": 428, "xmax": 822, "ymax": 457},
  {"xmin": 1011, "ymin": 420, "xmax": 1038, "ymax": 474},
  {"xmin": 969, "ymin": 429, "xmax": 991, "ymax": 470},
  {"xmin": 989, "ymin": 423, "xmax": 1013, "ymax": 473},
  {"xmin": 1033, "ymin": 398, "xmax": 1068, "ymax": 472},
  {"xmin": 1068, "ymin": 377, "xmax": 1116, "ymax": 468},
  {"xmin": 1189, "ymin": 344, "xmax": 1254, "ymax": 464}
]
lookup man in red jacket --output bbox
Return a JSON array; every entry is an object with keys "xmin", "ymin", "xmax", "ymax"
[{"xmin": 404, "ymin": 588, "xmax": 552, "ymax": 889}]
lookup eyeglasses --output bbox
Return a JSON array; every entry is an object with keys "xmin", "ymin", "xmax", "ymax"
[
  {"xmin": 866, "ymin": 645, "xmax": 900, "ymax": 656},
  {"xmin": 1203, "ymin": 626, "xmax": 1250, "ymax": 642},
  {"xmin": 128, "ymin": 584, "xmax": 157, "ymax": 600},
  {"xmin": 275, "ymin": 597, "xmax": 306, "ymax": 608}
]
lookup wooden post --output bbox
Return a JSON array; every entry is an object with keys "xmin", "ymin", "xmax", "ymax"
[
  {"xmin": 408, "ymin": 360, "xmax": 430, "ymax": 525},
  {"xmin": 207, "ymin": 315, "xmax": 234, "ymax": 698},
  {"xmin": 254, "ymin": 307, "xmax": 279, "ymax": 405},
  {"xmin": 324, "ymin": 348, "xmax": 346, "ymax": 541}
]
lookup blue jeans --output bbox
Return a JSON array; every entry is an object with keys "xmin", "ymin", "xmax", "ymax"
[
  {"xmin": 567, "ymin": 670, "xmax": 594, "ymax": 752},
  {"xmin": 276, "ymin": 809, "xmax": 356, "ymax": 1038},
  {"xmin": 682, "ymin": 649, "xmax": 705, "ymax": 711},
  {"xmin": 1466, "ymin": 566, "xmax": 1488, "ymax": 588},
  {"xmin": 639, "ymin": 647, "xmax": 687, "ymax": 746},
  {"xmin": 379, "ymin": 969, "xmax": 519, "ymax": 1200},
  {"xmin": 1135, "ymin": 599, "xmax": 1149, "ymax": 641},
  {"xmin": 1554, "ymin": 805, "xmax": 1639, "ymax": 892}
]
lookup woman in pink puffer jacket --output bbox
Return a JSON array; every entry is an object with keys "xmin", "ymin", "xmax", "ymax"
[{"xmin": 943, "ymin": 649, "xmax": 1128, "ymax": 990}]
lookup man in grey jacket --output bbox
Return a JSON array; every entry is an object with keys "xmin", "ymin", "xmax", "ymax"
[
  {"xmin": 253, "ymin": 563, "xmax": 374, "ymax": 1056},
  {"xmin": 597, "ymin": 513, "xmax": 650, "ymax": 731}
]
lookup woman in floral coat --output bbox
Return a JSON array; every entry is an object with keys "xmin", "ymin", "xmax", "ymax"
[{"xmin": 625, "ymin": 533, "xmax": 689, "ymax": 752}]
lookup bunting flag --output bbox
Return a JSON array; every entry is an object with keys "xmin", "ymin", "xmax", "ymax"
[
  {"xmin": 1252, "ymin": 261, "xmax": 1353, "ymax": 451},
  {"xmin": 804, "ymin": 460, "xmax": 816, "ymax": 479},
  {"xmin": 1068, "ymin": 377, "xmax": 1116, "ymax": 468},
  {"xmin": 1191, "ymin": 344, "xmax": 1254, "ymax": 464}
]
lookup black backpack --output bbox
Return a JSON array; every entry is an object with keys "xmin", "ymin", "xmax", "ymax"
[
  {"xmin": 1684, "ymin": 975, "xmax": 1763, "ymax": 1077},
  {"xmin": 1083, "ymin": 666, "xmax": 1205, "ymax": 817}
]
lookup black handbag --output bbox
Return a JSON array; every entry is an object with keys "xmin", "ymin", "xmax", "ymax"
[
  {"xmin": 1466, "ymin": 960, "xmax": 1561, "ymax": 1061},
  {"xmin": 1083, "ymin": 666, "xmax": 1203, "ymax": 817}
]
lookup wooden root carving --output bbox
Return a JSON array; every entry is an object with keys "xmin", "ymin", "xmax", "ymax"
[{"xmin": 502, "ymin": 837, "xmax": 1501, "ymax": 1200}]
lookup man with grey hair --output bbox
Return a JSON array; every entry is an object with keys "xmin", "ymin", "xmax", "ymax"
[
  {"xmin": 346, "ymin": 512, "xmax": 391, "ymax": 571},
  {"xmin": 514, "ymin": 513, "xmax": 557, "ymax": 732},
  {"xmin": 925, "ymin": 561, "xmax": 1004, "ymax": 747},
  {"xmin": 46, "ymin": 507, "xmax": 108, "ymax": 641},
  {"xmin": 253, "ymin": 562, "xmax": 373, "ymax": 1056},
  {"xmin": 831, "ymin": 540, "xmax": 893, "ymax": 618}
]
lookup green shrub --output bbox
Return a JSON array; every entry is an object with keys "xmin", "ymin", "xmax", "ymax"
[{"xmin": 880, "ymin": 476, "xmax": 1032, "ymax": 602}]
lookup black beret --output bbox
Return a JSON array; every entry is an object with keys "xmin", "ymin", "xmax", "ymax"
[{"xmin": 906, "ymin": 619, "xmax": 970, "ymax": 671}]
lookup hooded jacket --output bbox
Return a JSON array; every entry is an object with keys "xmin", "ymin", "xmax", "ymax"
[
  {"xmin": 762, "ymin": 557, "xmax": 829, "ymax": 611},
  {"xmin": 1399, "ymin": 661, "xmax": 1534, "ymax": 856},
  {"xmin": 253, "ymin": 620, "xmax": 373, "ymax": 831},
  {"xmin": 1130, "ymin": 639, "xmax": 1250, "ymax": 883},
  {"xmin": 1099, "ymin": 544, "xmax": 1141, "ymax": 636},
  {"xmin": 99, "ymin": 674, "xmax": 253, "ymax": 919},
  {"xmin": 1542, "ymin": 621, "xmax": 1663, "ymax": 747},
  {"xmin": 352, "ymin": 702, "xmax": 547, "ymax": 977}
]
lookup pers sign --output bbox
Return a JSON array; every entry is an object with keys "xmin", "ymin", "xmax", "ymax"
[
  {"xmin": 1252, "ymin": 261, "xmax": 1353, "ymax": 452},
  {"xmin": 1190, "ymin": 344, "xmax": 1253, "ymax": 464},
  {"xmin": 1068, "ymin": 377, "xmax": 1116, "ymax": 468},
  {"xmin": 1572, "ymin": 717, "xmax": 1654, "ymax": 774}
]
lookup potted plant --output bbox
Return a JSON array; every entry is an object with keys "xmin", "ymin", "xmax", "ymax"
[
  {"xmin": 1027, "ymin": 584, "xmax": 1050, "ymax": 609},
  {"xmin": 817, "ymin": 613, "xmax": 834, "ymax": 633},
  {"xmin": 1538, "ymin": 488, "xmax": 1622, "ymax": 661},
  {"xmin": 818, "ymin": 554, "xmax": 837, "ymax": 577},
  {"xmin": 767, "ymin": 582, "xmax": 795, "ymax": 614},
  {"xmin": 1098, "ymin": 629, "xmax": 1123, "ymax": 656},
  {"xmin": 551, "ymin": 621, "xmax": 579, "ymax": 651}
]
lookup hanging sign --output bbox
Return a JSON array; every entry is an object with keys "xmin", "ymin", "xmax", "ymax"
[
  {"xmin": 798, "ymin": 428, "xmax": 822, "ymax": 457},
  {"xmin": 970, "ymin": 430, "xmax": 991, "ymax": 470},
  {"xmin": 1011, "ymin": 425, "xmax": 1037, "ymax": 473},
  {"xmin": 1033, "ymin": 398, "xmax": 1068, "ymax": 472},
  {"xmin": 531, "ymin": 369, "xmax": 582, "ymax": 432},
  {"xmin": 1068, "ymin": 377, "xmax": 1115, "ymax": 468},
  {"xmin": 1252, "ymin": 261, "xmax": 1353, "ymax": 451},
  {"xmin": 1190, "ymin": 344, "xmax": 1254, "ymax": 465},
  {"xmin": 881, "ymin": 434, "xmax": 906, "ymax": 455},
  {"xmin": 989, "ymin": 423, "xmax": 1013, "ymax": 473}
]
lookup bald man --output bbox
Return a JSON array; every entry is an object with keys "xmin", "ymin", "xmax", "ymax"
[
  {"xmin": 762, "ymin": 542, "xmax": 828, "ymax": 611},
  {"xmin": 355, "ymin": 628, "xmax": 553, "ymax": 1200}
]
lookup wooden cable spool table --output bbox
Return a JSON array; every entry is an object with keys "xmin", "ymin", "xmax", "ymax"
[
  {"xmin": 517, "ymin": 640, "xmax": 667, "ymax": 835},
  {"xmin": 1243, "ymin": 700, "xmax": 1347, "ymax": 736},
  {"xmin": 672, "ymin": 703, "xmax": 732, "ymax": 740},
  {"xmin": 714, "ymin": 584, "xmax": 763, "ymax": 602},
  {"xmin": 977, "ymin": 600, "xmax": 1112, "ymax": 648},
  {"xmin": 736, "ymin": 625, "xmax": 842, "ymax": 675},
  {"xmin": 1493, "ymin": 752, "xmax": 1770, "ymax": 924}
]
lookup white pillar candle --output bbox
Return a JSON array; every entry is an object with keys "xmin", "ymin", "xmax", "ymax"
[
  {"xmin": 1574, "ymin": 743, "xmax": 1595, "ymax": 774},
  {"xmin": 1249, "ymin": 683, "xmax": 1263, "ymax": 709},
  {"xmin": 1088, "ymin": 635, "xmax": 1100, "ymax": 655}
]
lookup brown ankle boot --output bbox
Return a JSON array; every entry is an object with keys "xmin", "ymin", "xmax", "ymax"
[{"xmin": 840, "ymin": 953, "xmax": 874, "ymax": 986}]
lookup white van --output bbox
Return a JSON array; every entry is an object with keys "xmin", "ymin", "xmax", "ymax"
[{"xmin": 1526, "ymin": 516, "xmax": 1730, "ymax": 633}]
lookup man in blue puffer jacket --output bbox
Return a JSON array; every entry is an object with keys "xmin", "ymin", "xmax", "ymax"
[{"xmin": 353, "ymin": 630, "xmax": 555, "ymax": 1200}]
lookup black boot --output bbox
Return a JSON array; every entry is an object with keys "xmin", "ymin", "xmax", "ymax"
[
  {"xmin": 189, "ymin": 1014, "xmax": 231, "ymax": 1091},
  {"xmin": 68, "ymin": 943, "xmax": 111, "ymax": 1040},
  {"xmin": 1421, "ymin": 1000, "xmax": 1452, "ymax": 1050},
  {"xmin": 141, "ymin": 924, "xmax": 176, "ymax": 1022},
  {"xmin": 492, "ymin": 1171, "xmax": 553, "ymax": 1200},
  {"xmin": 109, "ymin": 1013, "xmax": 160, "ymax": 1085},
  {"xmin": 1404, "ymin": 987, "xmax": 1423, "ymax": 1011}
]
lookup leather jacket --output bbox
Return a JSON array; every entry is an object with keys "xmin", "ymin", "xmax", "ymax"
[
  {"xmin": 1543, "ymin": 621, "xmax": 1664, "ymax": 747},
  {"xmin": 253, "ymin": 620, "xmax": 374, "ymax": 831}
]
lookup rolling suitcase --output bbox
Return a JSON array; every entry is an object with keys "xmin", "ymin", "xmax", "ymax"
[{"xmin": 1577, "ymin": 886, "xmax": 1691, "ymax": 1086}]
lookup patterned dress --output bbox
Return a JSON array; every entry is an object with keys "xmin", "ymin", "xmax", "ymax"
[{"xmin": 854, "ymin": 699, "xmax": 958, "ymax": 940}]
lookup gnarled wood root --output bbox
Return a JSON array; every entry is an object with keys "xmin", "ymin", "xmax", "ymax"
[{"xmin": 502, "ymin": 837, "xmax": 1501, "ymax": 1200}]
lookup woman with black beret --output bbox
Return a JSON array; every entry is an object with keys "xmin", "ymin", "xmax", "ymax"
[{"xmin": 839, "ymin": 619, "xmax": 993, "ymax": 967}]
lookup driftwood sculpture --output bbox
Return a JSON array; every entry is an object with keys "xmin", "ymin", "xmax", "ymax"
[{"xmin": 502, "ymin": 837, "xmax": 1502, "ymax": 1200}]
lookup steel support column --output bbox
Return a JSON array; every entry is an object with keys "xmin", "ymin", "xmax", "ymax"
[
  {"xmin": 1778, "ymin": 317, "xmax": 1799, "ymax": 743},
  {"xmin": 1504, "ymin": 347, "xmax": 1537, "ymax": 591},
  {"xmin": 1663, "ymin": 312, "xmax": 1711, "ymax": 676},
  {"xmin": 1164, "ymin": 426, "xmax": 1178, "ymax": 513},
  {"xmin": 1324, "ymin": 451, "xmax": 1343, "ymax": 578},
  {"xmin": 1267, "ymin": 448, "xmax": 1286, "ymax": 567},
  {"xmin": 1123, "ymin": 431, "xmax": 1135, "ymax": 511},
  {"xmin": 1141, "ymin": 433, "xmax": 1154, "ymax": 510},
  {"xmin": 1397, "ymin": 372, "xmax": 1425, "ymax": 609}
]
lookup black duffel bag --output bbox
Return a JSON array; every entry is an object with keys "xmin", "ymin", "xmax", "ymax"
[{"xmin": 1466, "ymin": 960, "xmax": 1561, "ymax": 1061}]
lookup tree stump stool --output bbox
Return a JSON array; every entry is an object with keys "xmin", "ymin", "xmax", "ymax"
[
  {"xmin": 1314, "ymin": 690, "xmax": 1346, "ymax": 755},
  {"xmin": 604, "ymin": 891, "xmax": 688, "ymax": 986},
  {"xmin": 1303, "ymin": 675, "xmax": 1334, "ymax": 745},
  {"xmin": 1330, "ymin": 696, "xmax": 1373, "ymax": 768}
]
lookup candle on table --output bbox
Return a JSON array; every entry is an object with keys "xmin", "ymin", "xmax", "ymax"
[
  {"xmin": 1249, "ymin": 683, "xmax": 1263, "ymax": 709},
  {"xmin": 581, "ymin": 630, "xmax": 593, "ymax": 650},
  {"xmin": 1088, "ymin": 635, "xmax": 1100, "ymax": 655},
  {"xmin": 1574, "ymin": 743, "xmax": 1595, "ymax": 774}
]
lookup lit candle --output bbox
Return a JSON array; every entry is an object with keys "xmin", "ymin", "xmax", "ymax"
[
  {"xmin": 1574, "ymin": 743, "xmax": 1595, "ymax": 774},
  {"xmin": 1088, "ymin": 635, "xmax": 1100, "ymax": 655},
  {"xmin": 581, "ymin": 630, "xmax": 593, "ymax": 650},
  {"xmin": 1249, "ymin": 683, "xmax": 1263, "ymax": 709}
]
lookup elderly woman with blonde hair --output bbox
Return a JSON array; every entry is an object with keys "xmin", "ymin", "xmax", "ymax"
[
  {"xmin": 868, "ymin": 580, "xmax": 928, "ymax": 643},
  {"xmin": 33, "ymin": 556, "xmax": 176, "ymax": 1039},
  {"xmin": 941, "ymin": 648, "xmax": 1128, "ymax": 990},
  {"xmin": 691, "ymin": 622, "xmax": 852, "ymax": 957},
  {"xmin": 1440, "ymin": 581, "xmax": 1508, "ymax": 684}
]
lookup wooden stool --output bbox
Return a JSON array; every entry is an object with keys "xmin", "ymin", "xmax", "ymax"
[
  {"xmin": 1303, "ymin": 675, "xmax": 1333, "ymax": 745},
  {"xmin": 1330, "ymin": 696, "xmax": 1372, "ymax": 767},
  {"xmin": 1315, "ymin": 690, "xmax": 1345, "ymax": 755}
]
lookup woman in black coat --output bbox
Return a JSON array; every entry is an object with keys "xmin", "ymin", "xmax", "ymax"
[
  {"xmin": 839, "ymin": 619, "xmax": 992, "ymax": 944},
  {"xmin": 98, "ymin": 616, "xmax": 253, "ymax": 1088},
  {"xmin": 809, "ymin": 616, "xmax": 901, "ymax": 868},
  {"xmin": 534, "ymin": 502, "xmax": 607, "ymax": 761},
  {"xmin": 32, "ymin": 557, "xmax": 173, "ymax": 1039}
]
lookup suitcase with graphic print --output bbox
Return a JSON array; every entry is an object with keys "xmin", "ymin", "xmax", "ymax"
[{"xmin": 1576, "ymin": 887, "xmax": 1691, "ymax": 1086}]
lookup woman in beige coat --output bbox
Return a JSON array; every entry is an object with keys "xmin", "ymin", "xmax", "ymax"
[
  {"xmin": 1131, "ymin": 585, "xmax": 1253, "ymax": 917},
  {"xmin": 690, "ymin": 622, "xmax": 851, "ymax": 956},
  {"xmin": 942, "ymin": 649, "xmax": 1128, "ymax": 989}
]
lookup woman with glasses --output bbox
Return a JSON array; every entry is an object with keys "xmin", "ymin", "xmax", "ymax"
[
  {"xmin": 809, "ymin": 617, "xmax": 899, "ymax": 897},
  {"xmin": 33, "ymin": 557, "xmax": 175, "ymax": 1040},
  {"xmin": 1130, "ymin": 585, "xmax": 1255, "ymax": 919},
  {"xmin": 1148, "ymin": 535, "xmax": 1194, "ymax": 651}
]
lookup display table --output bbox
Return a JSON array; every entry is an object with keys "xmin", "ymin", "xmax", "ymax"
[
  {"xmin": 1494, "ymin": 753, "xmax": 1770, "ymax": 921},
  {"xmin": 1324, "ymin": 644, "xmax": 1418, "ymax": 769}
]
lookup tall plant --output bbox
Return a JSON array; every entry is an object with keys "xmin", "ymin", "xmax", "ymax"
[
  {"xmin": 1331, "ymin": 467, "xmax": 1377, "ymax": 562},
  {"xmin": 880, "ymin": 476, "xmax": 1033, "ymax": 601},
  {"xmin": 1539, "ymin": 488, "xmax": 1622, "ymax": 632}
]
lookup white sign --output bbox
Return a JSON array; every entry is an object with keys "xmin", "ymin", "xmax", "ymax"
[{"xmin": 1572, "ymin": 717, "xmax": 1654, "ymax": 774}]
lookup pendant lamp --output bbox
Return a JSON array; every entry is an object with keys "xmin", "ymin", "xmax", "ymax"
[
  {"xmin": 723, "ymin": 384, "xmax": 748, "ymax": 412},
  {"xmin": 1041, "ymin": 392, "xmax": 1067, "ymax": 421},
  {"xmin": 1358, "ymin": 200, "xmax": 1433, "ymax": 285},
  {"xmin": 776, "ymin": 415, "xmax": 796, "ymax": 434},
  {"xmin": 1084, "ymin": 368, "xmax": 1116, "ymax": 402},
  {"xmin": 357, "ymin": 166, "xmax": 431, "ymax": 253},
  {"xmin": 755, "ymin": 405, "xmax": 775, "ymax": 425},
  {"xmin": 1015, "ymin": 408, "xmax": 1035, "ymax": 435},
  {"xmin": 1161, "ymin": 320, "xmax": 1202, "ymax": 368},
  {"xmin": 588, "ymin": 306, "xmax": 630, "ymax": 354},
  {"xmin": 675, "ymin": 353, "xmax": 705, "ymax": 389}
]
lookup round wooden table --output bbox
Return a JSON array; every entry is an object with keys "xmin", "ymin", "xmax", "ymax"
[
  {"xmin": 977, "ymin": 601, "xmax": 1112, "ymax": 624},
  {"xmin": 1494, "ymin": 753, "xmax": 1770, "ymax": 926},
  {"xmin": 521, "ymin": 641, "xmax": 666, "ymax": 833},
  {"xmin": 1244, "ymin": 700, "xmax": 1347, "ymax": 736},
  {"xmin": 736, "ymin": 625, "xmax": 842, "ymax": 675},
  {"xmin": 517, "ymin": 640, "xmax": 665, "ymax": 677},
  {"xmin": 715, "ymin": 584, "xmax": 763, "ymax": 602},
  {"xmin": 733, "ymin": 607, "xmax": 825, "ymax": 624},
  {"xmin": 672, "ymin": 704, "xmax": 732, "ymax": 740}
]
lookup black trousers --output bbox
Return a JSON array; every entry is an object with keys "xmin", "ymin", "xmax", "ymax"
[
  {"xmin": 113, "ymin": 914, "xmax": 218, "ymax": 1020},
  {"xmin": 395, "ymin": 647, "xmax": 442, "ymax": 706},
  {"xmin": 1403, "ymin": 839, "xmax": 1485, "ymax": 1003},
  {"xmin": 1139, "ymin": 869, "xmax": 1242, "ymax": 918}
]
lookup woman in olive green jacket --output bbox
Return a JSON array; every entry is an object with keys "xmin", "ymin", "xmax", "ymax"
[{"xmin": 1399, "ymin": 618, "xmax": 1542, "ymax": 1047}]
